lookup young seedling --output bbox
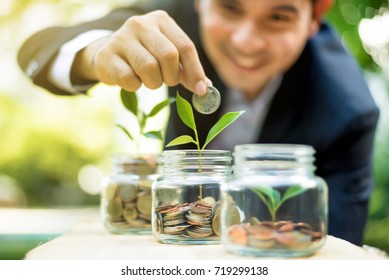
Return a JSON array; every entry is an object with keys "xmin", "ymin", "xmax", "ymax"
[
  {"xmin": 166, "ymin": 92, "xmax": 245, "ymax": 200},
  {"xmin": 166, "ymin": 92, "xmax": 245, "ymax": 151},
  {"xmin": 117, "ymin": 88, "xmax": 175, "ymax": 154},
  {"xmin": 252, "ymin": 185, "xmax": 307, "ymax": 222}
]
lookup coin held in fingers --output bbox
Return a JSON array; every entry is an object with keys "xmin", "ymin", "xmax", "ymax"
[{"xmin": 192, "ymin": 85, "xmax": 221, "ymax": 114}]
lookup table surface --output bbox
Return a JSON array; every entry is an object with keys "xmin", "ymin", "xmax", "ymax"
[{"xmin": 24, "ymin": 218, "xmax": 389, "ymax": 260}]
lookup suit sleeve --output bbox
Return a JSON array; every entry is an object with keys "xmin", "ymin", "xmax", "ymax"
[{"xmin": 17, "ymin": 0, "xmax": 182, "ymax": 95}]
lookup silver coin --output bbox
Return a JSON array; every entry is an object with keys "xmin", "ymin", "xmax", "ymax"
[{"xmin": 192, "ymin": 85, "xmax": 221, "ymax": 114}]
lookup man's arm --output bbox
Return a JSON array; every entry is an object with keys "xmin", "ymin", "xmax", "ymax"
[
  {"xmin": 17, "ymin": 8, "xmax": 138, "ymax": 95},
  {"xmin": 17, "ymin": 0, "xmax": 204, "ymax": 96}
]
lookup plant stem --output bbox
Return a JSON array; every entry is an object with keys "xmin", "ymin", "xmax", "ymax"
[
  {"xmin": 194, "ymin": 128, "xmax": 200, "ymax": 151},
  {"xmin": 192, "ymin": 124, "xmax": 203, "ymax": 200},
  {"xmin": 198, "ymin": 150, "xmax": 203, "ymax": 201}
]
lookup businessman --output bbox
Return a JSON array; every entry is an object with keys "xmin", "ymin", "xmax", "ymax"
[{"xmin": 18, "ymin": 0, "xmax": 379, "ymax": 246}]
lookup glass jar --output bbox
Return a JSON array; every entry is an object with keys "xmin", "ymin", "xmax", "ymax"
[
  {"xmin": 221, "ymin": 144, "xmax": 328, "ymax": 257},
  {"xmin": 152, "ymin": 150, "xmax": 232, "ymax": 244},
  {"xmin": 101, "ymin": 153, "xmax": 160, "ymax": 234}
]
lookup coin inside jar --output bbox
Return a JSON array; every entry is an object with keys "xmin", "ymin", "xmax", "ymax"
[{"xmin": 192, "ymin": 85, "xmax": 221, "ymax": 114}]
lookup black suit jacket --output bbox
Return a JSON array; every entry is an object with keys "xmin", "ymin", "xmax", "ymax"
[{"xmin": 18, "ymin": 0, "xmax": 379, "ymax": 246}]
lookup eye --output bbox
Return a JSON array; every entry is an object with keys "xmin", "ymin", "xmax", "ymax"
[
  {"xmin": 222, "ymin": 3, "xmax": 239, "ymax": 12},
  {"xmin": 269, "ymin": 13, "xmax": 291, "ymax": 22},
  {"xmin": 217, "ymin": 0, "xmax": 242, "ymax": 15}
]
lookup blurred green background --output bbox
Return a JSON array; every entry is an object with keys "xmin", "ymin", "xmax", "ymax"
[{"xmin": 0, "ymin": 0, "xmax": 388, "ymax": 259}]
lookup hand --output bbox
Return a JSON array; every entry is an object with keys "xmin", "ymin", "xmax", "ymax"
[{"xmin": 73, "ymin": 10, "xmax": 208, "ymax": 95}]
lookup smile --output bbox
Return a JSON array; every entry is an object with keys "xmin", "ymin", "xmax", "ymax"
[{"xmin": 230, "ymin": 57, "xmax": 266, "ymax": 71}]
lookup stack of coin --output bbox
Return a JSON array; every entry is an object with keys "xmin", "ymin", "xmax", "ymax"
[
  {"xmin": 154, "ymin": 196, "xmax": 220, "ymax": 239},
  {"xmin": 156, "ymin": 203, "xmax": 191, "ymax": 235},
  {"xmin": 211, "ymin": 202, "xmax": 221, "ymax": 236},
  {"xmin": 105, "ymin": 180, "xmax": 153, "ymax": 229},
  {"xmin": 212, "ymin": 202, "xmax": 243, "ymax": 237},
  {"xmin": 227, "ymin": 220, "xmax": 323, "ymax": 249},
  {"xmin": 186, "ymin": 200, "xmax": 213, "ymax": 238},
  {"xmin": 122, "ymin": 156, "xmax": 158, "ymax": 175}
]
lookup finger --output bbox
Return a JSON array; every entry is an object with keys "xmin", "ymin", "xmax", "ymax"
[
  {"xmin": 95, "ymin": 53, "xmax": 142, "ymax": 92},
  {"xmin": 160, "ymin": 18, "xmax": 208, "ymax": 95},
  {"xmin": 139, "ymin": 31, "xmax": 180, "ymax": 87},
  {"xmin": 121, "ymin": 41, "xmax": 164, "ymax": 90}
]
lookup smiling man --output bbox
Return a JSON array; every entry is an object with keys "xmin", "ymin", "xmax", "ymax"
[
  {"xmin": 18, "ymin": 0, "xmax": 379, "ymax": 246},
  {"xmin": 197, "ymin": 0, "xmax": 321, "ymax": 101}
]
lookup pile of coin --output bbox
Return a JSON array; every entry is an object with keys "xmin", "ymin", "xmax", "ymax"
[
  {"xmin": 227, "ymin": 220, "xmax": 323, "ymax": 249},
  {"xmin": 155, "ymin": 202, "xmax": 191, "ymax": 234},
  {"xmin": 104, "ymin": 180, "xmax": 152, "ymax": 229},
  {"xmin": 186, "ymin": 200, "xmax": 214, "ymax": 238},
  {"xmin": 155, "ymin": 196, "xmax": 221, "ymax": 238}
]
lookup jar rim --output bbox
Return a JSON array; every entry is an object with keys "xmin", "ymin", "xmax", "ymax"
[
  {"xmin": 234, "ymin": 144, "xmax": 315, "ymax": 155},
  {"xmin": 162, "ymin": 149, "xmax": 232, "ymax": 166},
  {"xmin": 163, "ymin": 149, "xmax": 231, "ymax": 157}
]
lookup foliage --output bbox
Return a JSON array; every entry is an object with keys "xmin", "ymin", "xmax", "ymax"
[
  {"xmin": 252, "ymin": 185, "xmax": 307, "ymax": 222},
  {"xmin": 166, "ymin": 92, "xmax": 245, "ymax": 151},
  {"xmin": 118, "ymin": 89, "xmax": 174, "ymax": 153},
  {"xmin": 166, "ymin": 92, "xmax": 244, "ymax": 201},
  {"xmin": 0, "ymin": 93, "xmax": 110, "ymax": 207},
  {"xmin": 326, "ymin": 0, "xmax": 388, "ymax": 70}
]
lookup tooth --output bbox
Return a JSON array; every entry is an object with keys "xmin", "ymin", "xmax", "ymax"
[{"xmin": 235, "ymin": 58, "xmax": 258, "ymax": 68}]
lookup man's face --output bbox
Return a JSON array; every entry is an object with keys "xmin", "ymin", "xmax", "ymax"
[{"xmin": 196, "ymin": 0, "xmax": 319, "ymax": 100}]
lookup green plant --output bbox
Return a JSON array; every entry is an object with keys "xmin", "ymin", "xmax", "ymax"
[
  {"xmin": 166, "ymin": 92, "xmax": 245, "ymax": 151},
  {"xmin": 166, "ymin": 92, "xmax": 244, "ymax": 200},
  {"xmin": 252, "ymin": 185, "xmax": 307, "ymax": 222},
  {"xmin": 118, "ymin": 89, "xmax": 175, "ymax": 153}
]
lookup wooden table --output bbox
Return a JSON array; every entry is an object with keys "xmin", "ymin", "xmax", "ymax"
[
  {"xmin": 24, "ymin": 218, "xmax": 388, "ymax": 260},
  {"xmin": 0, "ymin": 208, "xmax": 99, "ymax": 259}
]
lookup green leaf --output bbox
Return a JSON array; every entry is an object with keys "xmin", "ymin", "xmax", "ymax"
[
  {"xmin": 138, "ymin": 111, "xmax": 146, "ymax": 131},
  {"xmin": 272, "ymin": 189, "xmax": 281, "ymax": 208},
  {"xmin": 280, "ymin": 185, "xmax": 306, "ymax": 203},
  {"xmin": 148, "ymin": 97, "xmax": 175, "ymax": 117},
  {"xmin": 252, "ymin": 188, "xmax": 273, "ymax": 213},
  {"xmin": 202, "ymin": 110, "xmax": 245, "ymax": 150},
  {"xmin": 116, "ymin": 124, "xmax": 134, "ymax": 141},
  {"xmin": 176, "ymin": 92, "xmax": 196, "ymax": 131},
  {"xmin": 252, "ymin": 186, "xmax": 274, "ymax": 202},
  {"xmin": 252, "ymin": 188, "xmax": 268, "ymax": 204},
  {"xmin": 120, "ymin": 89, "xmax": 138, "ymax": 116},
  {"xmin": 166, "ymin": 135, "xmax": 196, "ymax": 147},
  {"xmin": 143, "ymin": 130, "xmax": 163, "ymax": 140}
]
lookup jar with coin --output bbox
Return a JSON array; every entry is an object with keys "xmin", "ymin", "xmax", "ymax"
[
  {"xmin": 221, "ymin": 144, "xmax": 328, "ymax": 257},
  {"xmin": 152, "ymin": 150, "xmax": 232, "ymax": 244},
  {"xmin": 101, "ymin": 153, "xmax": 160, "ymax": 234}
]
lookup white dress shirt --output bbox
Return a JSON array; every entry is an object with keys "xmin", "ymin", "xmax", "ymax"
[
  {"xmin": 48, "ymin": 30, "xmax": 113, "ymax": 94},
  {"xmin": 207, "ymin": 76, "xmax": 282, "ymax": 151}
]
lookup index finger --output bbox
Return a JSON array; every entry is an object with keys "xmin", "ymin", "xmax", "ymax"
[{"xmin": 160, "ymin": 18, "xmax": 208, "ymax": 95}]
